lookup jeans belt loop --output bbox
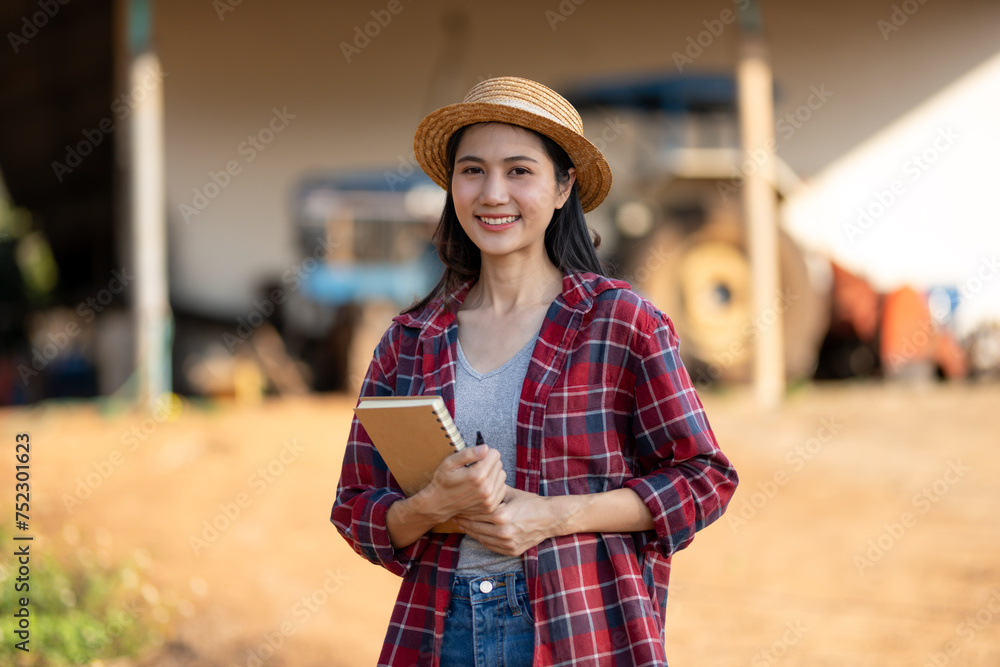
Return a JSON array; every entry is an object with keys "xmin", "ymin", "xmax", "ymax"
[{"xmin": 505, "ymin": 572, "xmax": 518, "ymax": 614}]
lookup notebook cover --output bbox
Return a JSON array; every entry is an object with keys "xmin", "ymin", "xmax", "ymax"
[{"xmin": 354, "ymin": 395, "xmax": 466, "ymax": 533}]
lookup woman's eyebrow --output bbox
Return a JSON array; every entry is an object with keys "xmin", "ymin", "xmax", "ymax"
[{"xmin": 456, "ymin": 154, "xmax": 540, "ymax": 164}]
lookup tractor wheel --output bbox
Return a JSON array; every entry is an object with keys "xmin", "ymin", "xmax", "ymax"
[{"xmin": 633, "ymin": 220, "xmax": 829, "ymax": 384}]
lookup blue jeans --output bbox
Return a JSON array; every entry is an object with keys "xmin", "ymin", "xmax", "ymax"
[{"xmin": 440, "ymin": 572, "xmax": 535, "ymax": 667}]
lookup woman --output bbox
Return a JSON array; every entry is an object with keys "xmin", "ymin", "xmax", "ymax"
[{"xmin": 332, "ymin": 76, "xmax": 738, "ymax": 666}]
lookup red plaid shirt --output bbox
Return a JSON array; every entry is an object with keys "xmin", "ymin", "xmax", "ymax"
[{"xmin": 332, "ymin": 271, "xmax": 737, "ymax": 666}]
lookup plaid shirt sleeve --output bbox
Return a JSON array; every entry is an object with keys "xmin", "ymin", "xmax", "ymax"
[
  {"xmin": 528, "ymin": 283, "xmax": 738, "ymax": 666},
  {"xmin": 330, "ymin": 322, "xmax": 434, "ymax": 577},
  {"xmin": 621, "ymin": 300, "xmax": 738, "ymax": 557}
]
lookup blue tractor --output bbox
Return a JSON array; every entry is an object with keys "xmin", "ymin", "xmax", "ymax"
[{"xmin": 287, "ymin": 170, "xmax": 445, "ymax": 392}]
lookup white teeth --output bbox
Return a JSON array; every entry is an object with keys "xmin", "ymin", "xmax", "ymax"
[{"xmin": 480, "ymin": 215, "xmax": 519, "ymax": 225}]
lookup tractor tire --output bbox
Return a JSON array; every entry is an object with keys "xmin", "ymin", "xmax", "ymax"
[{"xmin": 633, "ymin": 220, "xmax": 829, "ymax": 384}]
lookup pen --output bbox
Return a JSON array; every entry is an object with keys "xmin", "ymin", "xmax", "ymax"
[{"xmin": 462, "ymin": 431, "xmax": 487, "ymax": 468}]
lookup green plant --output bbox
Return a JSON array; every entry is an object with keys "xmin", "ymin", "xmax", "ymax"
[{"xmin": 1, "ymin": 524, "xmax": 161, "ymax": 666}]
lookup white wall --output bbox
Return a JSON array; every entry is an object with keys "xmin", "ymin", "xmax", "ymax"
[
  {"xmin": 784, "ymin": 50, "xmax": 1000, "ymax": 334},
  {"xmin": 152, "ymin": 0, "xmax": 1000, "ymax": 316}
]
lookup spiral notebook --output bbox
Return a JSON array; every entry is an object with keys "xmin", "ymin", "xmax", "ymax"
[{"xmin": 354, "ymin": 395, "xmax": 467, "ymax": 533}]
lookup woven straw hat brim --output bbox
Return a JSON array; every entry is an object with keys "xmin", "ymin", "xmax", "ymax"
[{"xmin": 414, "ymin": 102, "xmax": 612, "ymax": 213}]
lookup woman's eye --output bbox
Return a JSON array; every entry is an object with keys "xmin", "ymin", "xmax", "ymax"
[
  {"xmin": 460, "ymin": 166, "xmax": 483, "ymax": 175},
  {"xmin": 510, "ymin": 167, "xmax": 530, "ymax": 176}
]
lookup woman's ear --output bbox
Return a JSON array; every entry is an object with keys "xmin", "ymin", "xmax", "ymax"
[{"xmin": 556, "ymin": 167, "xmax": 577, "ymax": 209}]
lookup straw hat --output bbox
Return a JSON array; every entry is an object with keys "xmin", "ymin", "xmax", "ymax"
[{"xmin": 413, "ymin": 76, "xmax": 612, "ymax": 213}]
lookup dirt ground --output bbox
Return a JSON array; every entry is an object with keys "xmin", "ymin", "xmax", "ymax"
[{"xmin": 2, "ymin": 381, "xmax": 999, "ymax": 666}]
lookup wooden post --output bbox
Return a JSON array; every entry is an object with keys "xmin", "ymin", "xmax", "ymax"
[
  {"xmin": 129, "ymin": 0, "xmax": 172, "ymax": 410},
  {"xmin": 737, "ymin": 2, "xmax": 785, "ymax": 407}
]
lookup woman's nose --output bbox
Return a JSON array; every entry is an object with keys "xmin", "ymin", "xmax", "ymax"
[{"xmin": 479, "ymin": 172, "xmax": 509, "ymax": 205}]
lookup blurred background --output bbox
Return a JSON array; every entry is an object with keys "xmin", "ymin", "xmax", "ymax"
[{"xmin": 1, "ymin": 0, "xmax": 999, "ymax": 665}]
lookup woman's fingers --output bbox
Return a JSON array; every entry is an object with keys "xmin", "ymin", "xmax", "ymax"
[
  {"xmin": 456, "ymin": 490, "xmax": 556, "ymax": 556},
  {"xmin": 424, "ymin": 446, "xmax": 507, "ymax": 517},
  {"xmin": 444, "ymin": 444, "xmax": 491, "ymax": 469},
  {"xmin": 489, "ymin": 466, "xmax": 509, "ymax": 509}
]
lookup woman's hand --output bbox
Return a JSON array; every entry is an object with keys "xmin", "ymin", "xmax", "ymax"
[
  {"xmin": 386, "ymin": 445, "xmax": 506, "ymax": 549},
  {"xmin": 455, "ymin": 487, "xmax": 656, "ymax": 556},
  {"xmin": 454, "ymin": 488, "xmax": 583, "ymax": 556},
  {"xmin": 420, "ymin": 444, "xmax": 508, "ymax": 519}
]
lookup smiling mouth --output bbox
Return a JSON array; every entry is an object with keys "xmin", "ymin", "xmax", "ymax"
[{"xmin": 477, "ymin": 215, "xmax": 520, "ymax": 225}]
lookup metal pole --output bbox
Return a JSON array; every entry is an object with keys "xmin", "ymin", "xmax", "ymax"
[
  {"xmin": 129, "ymin": 0, "xmax": 171, "ymax": 410},
  {"xmin": 737, "ymin": 1, "xmax": 785, "ymax": 407}
]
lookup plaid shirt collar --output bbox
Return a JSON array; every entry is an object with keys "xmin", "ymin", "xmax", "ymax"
[{"xmin": 392, "ymin": 270, "xmax": 630, "ymax": 338}]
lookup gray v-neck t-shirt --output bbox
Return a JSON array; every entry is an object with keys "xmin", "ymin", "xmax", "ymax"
[{"xmin": 452, "ymin": 334, "xmax": 537, "ymax": 575}]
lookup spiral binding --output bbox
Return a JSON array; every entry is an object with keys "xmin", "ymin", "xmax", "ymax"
[{"xmin": 432, "ymin": 404, "xmax": 466, "ymax": 451}]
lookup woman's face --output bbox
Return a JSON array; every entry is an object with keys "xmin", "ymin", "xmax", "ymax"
[{"xmin": 451, "ymin": 123, "xmax": 575, "ymax": 263}]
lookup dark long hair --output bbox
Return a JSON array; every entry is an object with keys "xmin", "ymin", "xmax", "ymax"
[{"xmin": 407, "ymin": 124, "xmax": 606, "ymax": 314}]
